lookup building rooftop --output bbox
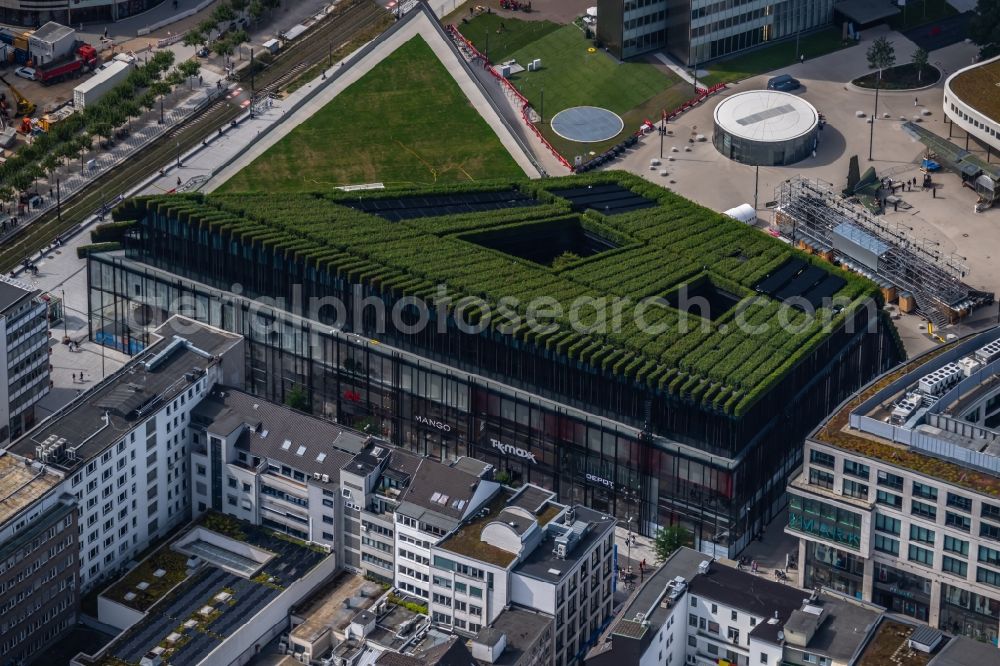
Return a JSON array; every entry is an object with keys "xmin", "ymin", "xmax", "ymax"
[
  {"xmin": 471, "ymin": 607, "xmax": 554, "ymax": 666},
  {"xmin": 856, "ymin": 619, "xmax": 932, "ymax": 666},
  {"xmin": 0, "ymin": 275, "xmax": 34, "ymax": 313},
  {"xmin": 784, "ymin": 593, "xmax": 882, "ymax": 662},
  {"xmin": 289, "ymin": 573, "xmax": 382, "ymax": 645},
  {"xmin": 0, "ymin": 453, "xmax": 61, "ymax": 528},
  {"xmin": 513, "ymin": 505, "xmax": 614, "ymax": 584},
  {"xmin": 9, "ymin": 316, "xmax": 242, "ymax": 474},
  {"xmin": 89, "ymin": 513, "xmax": 329, "ymax": 666},
  {"xmin": 813, "ymin": 327, "xmax": 1000, "ymax": 497},
  {"xmin": 30, "ymin": 21, "xmax": 75, "ymax": 45},
  {"xmin": 928, "ymin": 635, "xmax": 999, "ymax": 666},
  {"xmin": 714, "ymin": 90, "xmax": 819, "ymax": 142},
  {"xmin": 398, "ymin": 458, "xmax": 491, "ymax": 522},
  {"xmin": 193, "ymin": 388, "xmax": 367, "ymax": 486},
  {"xmin": 438, "ymin": 485, "xmax": 564, "ymax": 568},
  {"xmin": 686, "ymin": 563, "xmax": 806, "ymax": 645},
  {"xmin": 121, "ymin": 172, "xmax": 875, "ymax": 418},
  {"xmin": 949, "ymin": 56, "xmax": 1000, "ymax": 124},
  {"xmin": 586, "ymin": 547, "xmax": 706, "ymax": 665}
]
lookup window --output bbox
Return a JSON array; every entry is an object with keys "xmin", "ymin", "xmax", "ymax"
[
  {"xmin": 908, "ymin": 544, "xmax": 934, "ymax": 567},
  {"xmin": 909, "ymin": 525, "xmax": 935, "ymax": 545},
  {"xmin": 874, "ymin": 514, "xmax": 901, "ymax": 535},
  {"xmin": 877, "ymin": 470, "xmax": 904, "ymax": 490},
  {"xmin": 873, "ymin": 534, "xmax": 899, "ymax": 556},
  {"xmin": 842, "ymin": 479, "xmax": 868, "ymax": 500},
  {"xmin": 981, "ymin": 522, "xmax": 1000, "ymax": 542},
  {"xmin": 809, "ymin": 468, "xmax": 834, "ymax": 490},
  {"xmin": 983, "ymin": 503, "xmax": 1000, "ymax": 522},
  {"xmin": 731, "ymin": 610, "xmax": 738, "ymax": 621},
  {"xmin": 942, "ymin": 556, "xmax": 968, "ymax": 577},
  {"xmin": 689, "ymin": 614, "xmax": 697, "ymax": 628},
  {"xmin": 944, "ymin": 536, "xmax": 969, "ymax": 556},
  {"xmin": 727, "ymin": 627, "xmax": 740, "ymax": 644},
  {"xmin": 911, "ymin": 500, "xmax": 937, "ymax": 520},
  {"xmin": 912, "ymin": 482, "xmax": 938, "ymax": 501},
  {"xmin": 946, "ymin": 512, "xmax": 971, "ymax": 532},
  {"xmin": 227, "ymin": 478, "xmax": 237, "ymax": 489},
  {"xmin": 810, "ymin": 450, "xmax": 835, "ymax": 469},
  {"xmin": 760, "ymin": 655, "xmax": 768, "ymax": 664},
  {"xmin": 980, "ymin": 545, "xmax": 1000, "ymax": 567},
  {"xmin": 977, "ymin": 567, "xmax": 1000, "ymax": 588},
  {"xmin": 843, "ymin": 460, "xmax": 870, "ymax": 480},
  {"xmin": 876, "ymin": 490, "xmax": 902, "ymax": 509},
  {"xmin": 946, "ymin": 493, "xmax": 972, "ymax": 512}
]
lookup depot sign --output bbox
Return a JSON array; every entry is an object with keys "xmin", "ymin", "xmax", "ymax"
[
  {"xmin": 490, "ymin": 438, "xmax": 538, "ymax": 464},
  {"xmin": 414, "ymin": 415, "xmax": 451, "ymax": 432},
  {"xmin": 585, "ymin": 473, "xmax": 615, "ymax": 489}
]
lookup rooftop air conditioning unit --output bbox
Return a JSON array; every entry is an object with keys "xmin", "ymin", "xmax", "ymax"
[
  {"xmin": 313, "ymin": 472, "xmax": 322, "ymax": 480},
  {"xmin": 698, "ymin": 560, "xmax": 710, "ymax": 575},
  {"xmin": 322, "ymin": 474, "xmax": 329, "ymax": 483}
]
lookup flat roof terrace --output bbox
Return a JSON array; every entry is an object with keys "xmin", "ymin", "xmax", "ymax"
[{"xmin": 0, "ymin": 454, "xmax": 60, "ymax": 528}]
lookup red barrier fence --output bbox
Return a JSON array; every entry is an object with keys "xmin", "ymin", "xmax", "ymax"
[{"xmin": 447, "ymin": 25, "xmax": 725, "ymax": 172}]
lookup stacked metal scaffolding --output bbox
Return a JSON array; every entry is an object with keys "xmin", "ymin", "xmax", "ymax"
[{"xmin": 774, "ymin": 177, "xmax": 993, "ymax": 326}]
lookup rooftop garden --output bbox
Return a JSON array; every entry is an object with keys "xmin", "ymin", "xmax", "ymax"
[
  {"xmin": 817, "ymin": 342, "xmax": 1000, "ymax": 496},
  {"xmin": 103, "ymin": 548, "xmax": 189, "ymax": 612},
  {"xmin": 441, "ymin": 490, "xmax": 520, "ymax": 567},
  {"xmin": 857, "ymin": 620, "xmax": 930, "ymax": 666},
  {"xmin": 118, "ymin": 171, "xmax": 878, "ymax": 417},
  {"xmin": 950, "ymin": 58, "xmax": 1000, "ymax": 122}
]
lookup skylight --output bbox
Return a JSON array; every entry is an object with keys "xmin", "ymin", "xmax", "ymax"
[
  {"xmin": 316, "ymin": 452, "xmax": 327, "ymax": 463},
  {"xmin": 296, "ymin": 446, "xmax": 307, "ymax": 456},
  {"xmin": 281, "ymin": 440, "xmax": 291, "ymax": 450}
]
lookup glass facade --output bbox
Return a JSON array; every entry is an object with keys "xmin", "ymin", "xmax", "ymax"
[
  {"xmin": 873, "ymin": 563, "xmax": 931, "ymax": 622},
  {"xmin": 802, "ymin": 541, "xmax": 864, "ymax": 599},
  {"xmin": 939, "ymin": 583, "xmax": 1000, "ymax": 646},
  {"xmin": 713, "ymin": 124, "xmax": 817, "ymax": 166},
  {"xmin": 787, "ymin": 495, "xmax": 862, "ymax": 550}
]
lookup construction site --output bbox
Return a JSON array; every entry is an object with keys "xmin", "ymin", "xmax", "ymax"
[{"xmin": 773, "ymin": 176, "xmax": 995, "ymax": 327}]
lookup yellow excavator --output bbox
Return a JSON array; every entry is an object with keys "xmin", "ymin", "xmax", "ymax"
[{"xmin": 0, "ymin": 74, "xmax": 35, "ymax": 119}]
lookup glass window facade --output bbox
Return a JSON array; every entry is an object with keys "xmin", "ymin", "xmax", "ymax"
[
  {"xmin": 873, "ymin": 563, "xmax": 931, "ymax": 622},
  {"xmin": 787, "ymin": 495, "xmax": 862, "ymax": 550}
]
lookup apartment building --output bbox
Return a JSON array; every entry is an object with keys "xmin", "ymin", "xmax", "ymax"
[
  {"xmin": 0, "ymin": 276, "xmax": 50, "ymax": 445},
  {"xmin": 596, "ymin": 0, "xmax": 835, "ymax": 63},
  {"xmin": 785, "ymin": 328, "xmax": 1000, "ymax": 646},
  {"xmin": 586, "ymin": 547, "xmax": 883, "ymax": 666},
  {"xmin": 4, "ymin": 316, "xmax": 243, "ymax": 593}
]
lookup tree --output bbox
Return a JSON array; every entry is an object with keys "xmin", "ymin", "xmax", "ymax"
[
  {"xmin": 198, "ymin": 19, "xmax": 217, "ymax": 42},
  {"xmin": 970, "ymin": 0, "xmax": 1000, "ymax": 59},
  {"xmin": 213, "ymin": 38, "xmax": 235, "ymax": 58},
  {"xmin": 286, "ymin": 385, "xmax": 311, "ymax": 412},
  {"xmin": 866, "ymin": 36, "xmax": 895, "ymax": 79},
  {"xmin": 249, "ymin": 0, "xmax": 265, "ymax": 21},
  {"xmin": 179, "ymin": 60, "xmax": 201, "ymax": 88},
  {"xmin": 229, "ymin": 0, "xmax": 248, "ymax": 11},
  {"xmin": 653, "ymin": 525, "xmax": 690, "ymax": 563},
  {"xmin": 182, "ymin": 30, "xmax": 204, "ymax": 49},
  {"xmin": 212, "ymin": 3, "xmax": 236, "ymax": 24},
  {"xmin": 911, "ymin": 47, "xmax": 929, "ymax": 82},
  {"xmin": 40, "ymin": 154, "xmax": 58, "ymax": 183}
]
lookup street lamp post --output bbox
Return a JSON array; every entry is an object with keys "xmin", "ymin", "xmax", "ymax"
[
  {"xmin": 56, "ymin": 178, "xmax": 61, "ymax": 222},
  {"xmin": 868, "ymin": 74, "xmax": 881, "ymax": 161},
  {"xmin": 176, "ymin": 141, "xmax": 181, "ymax": 168},
  {"xmin": 626, "ymin": 515, "xmax": 634, "ymax": 574},
  {"xmin": 159, "ymin": 96, "xmax": 164, "ymax": 125},
  {"xmin": 61, "ymin": 289, "xmax": 68, "ymax": 339}
]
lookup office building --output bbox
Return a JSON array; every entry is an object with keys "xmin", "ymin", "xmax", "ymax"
[
  {"xmin": 596, "ymin": 0, "xmax": 836, "ymax": 64},
  {"xmin": 785, "ymin": 327, "xmax": 1000, "ymax": 646},
  {"xmin": 0, "ymin": 0, "xmax": 165, "ymax": 28},
  {"xmin": 586, "ymin": 547, "xmax": 884, "ymax": 666},
  {"xmin": 0, "ymin": 275, "xmax": 51, "ymax": 445},
  {"xmin": 92, "ymin": 173, "xmax": 899, "ymax": 557}
]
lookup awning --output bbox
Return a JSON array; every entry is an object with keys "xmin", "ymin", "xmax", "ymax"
[{"xmin": 834, "ymin": 0, "xmax": 901, "ymax": 26}]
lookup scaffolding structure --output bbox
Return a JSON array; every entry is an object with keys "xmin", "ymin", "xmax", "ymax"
[{"xmin": 774, "ymin": 177, "xmax": 994, "ymax": 326}]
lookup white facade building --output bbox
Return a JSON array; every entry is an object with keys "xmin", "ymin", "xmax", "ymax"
[
  {"xmin": 944, "ymin": 55, "xmax": 1000, "ymax": 153},
  {"xmin": 5, "ymin": 316, "xmax": 243, "ymax": 592}
]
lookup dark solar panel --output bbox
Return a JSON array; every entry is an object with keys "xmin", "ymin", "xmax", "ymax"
[
  {"xmin": 754, "ymin": 258, "xmax": 806, "ymax": 295},
  {"xmin": 775, "ymin": 266, "xmax": 826, "ymax": 301},
  {"xmin": 548, "ymin": 184, "xmax": 656, "ymax": 215},
  {"xmin": 341, "ymin": 190, "xmax": 540, "ymax": 220},
  {"xmin": 801, "ymin": 275, "xmax": 847, "ymax": 309}
]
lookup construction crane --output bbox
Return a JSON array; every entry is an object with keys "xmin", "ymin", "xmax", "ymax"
[{"xmin": 0, "ymin": 74, "xmax": 35, "ymax": 119}]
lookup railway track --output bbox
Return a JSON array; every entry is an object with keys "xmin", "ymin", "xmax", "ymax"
[{"xmin": 0, "ymin": 0, "xmax": 387, "ymax": 274}]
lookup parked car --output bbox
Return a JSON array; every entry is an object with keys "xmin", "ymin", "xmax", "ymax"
[
  {"xmin": 767, "ymin": 74, "xmax": 800, "ymax": 92},
  {"xmin": 196, "ymin": 47, "xmax": 210, "ymax": 58},
  {"xmin": 14, "ymin": 66, "xmax": 36, "ymax": 81}
]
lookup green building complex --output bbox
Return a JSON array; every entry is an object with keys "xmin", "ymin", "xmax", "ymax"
[{"xmin": 88, "ymin": 173, "xmax": 901, "ymax": 557}]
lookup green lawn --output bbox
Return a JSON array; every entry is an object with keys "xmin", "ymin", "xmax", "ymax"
[
  {"xmin": 218, "ymin": 36, "xmax": 524, "ymax": 191},
  {"xmin": 457, "ymin": 13, "xmax": 561, "ymax": 63},
  {"xmin": 889, "ymin": 0, "xmax": 958, "ymax": 31},
  {"xmin": 702, "ymin": 27, "xmax": 856, "ymax": 86},
  {"xmin": 458, "ymin": 19, "xmax": 688, "ymax": 161}
]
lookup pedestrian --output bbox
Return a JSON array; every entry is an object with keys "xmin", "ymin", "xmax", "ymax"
[
  {"xmin": 894, "ymin": 200, "xmax": 898, "ymax": 212},
  {"xmin": 199, "ymin": 75, "xmax": 203, "ymax": 86},
  {"xmin": 104, "ymin": 27, "xmax": 108, "ymax": 39},
  {"xmin": 72, "ymin": 372, "xmax": 76, "ymax": 383},
  {"xmin": 799, "ymin": 54, "xmax": 804, "ymax": 64},
  {"xmin": 176, "ymin": 177, "xmax": 182, "ymax": 188},
  {"xmin": 933, "ymin": 187, "xmax": 936, "ymax": 198},
  {"xmin": 914, "ymin": 96, "xmax": 919, "ymax": 107}
]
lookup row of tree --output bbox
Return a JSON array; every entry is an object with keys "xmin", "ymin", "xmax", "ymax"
[
  {"xmin": 0, "ymin": 50, "xmax": 191, "ymax": 204},
  {"xmin": 182, "ymin": 0, "xmax": 282, "ymax": 58}
]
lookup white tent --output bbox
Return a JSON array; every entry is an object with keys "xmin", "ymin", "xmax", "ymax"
[
  {"xmin": 723, "ymin": 203, "xmax": 757, "ymax": 224},
  {"xmin": 586, "ymin": 6, "xmax": 598, "ymax": 17}
]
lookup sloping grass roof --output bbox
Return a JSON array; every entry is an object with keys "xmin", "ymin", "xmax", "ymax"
[{"xmin": 122, "ymin": 172, "xmax": 876, "ymax": 417}]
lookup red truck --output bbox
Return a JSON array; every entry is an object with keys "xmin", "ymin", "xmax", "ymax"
[{"xmin": 33, "ymin": 43, "xmax": 99, "ymax": 85}]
